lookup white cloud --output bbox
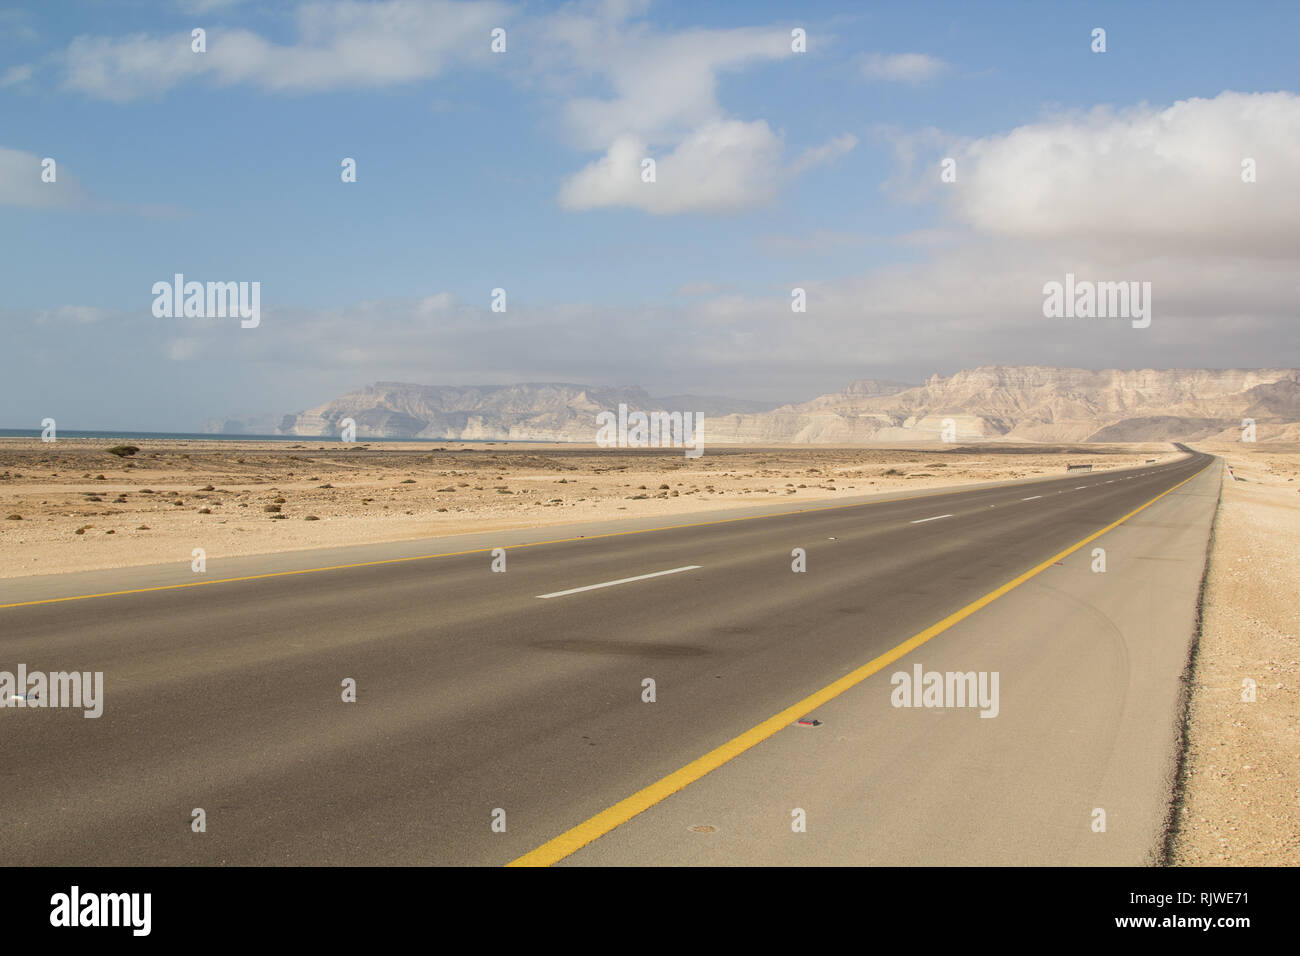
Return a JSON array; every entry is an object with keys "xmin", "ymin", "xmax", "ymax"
[
  {"xmin": 861, "ymin": 53, "xmax": 948, "ymax": 83},
  {"xmin": 55, "ymin": 0, "xmax": 847, "ymax": 214},
  {"xmin": 416, "ymin": 292, "xmax": 456, "ymax": 314},
  {"xmin": 7, "ymin": 216, "xmax": 1296, "ymax": 422},
  {"xmin": 920, "ymin": 91, "xmax": 1300, "ymax": 258},
  {"xmin": 543, "ymin": 4, "xmax": 849, "ymax": 213},
  {"xmin": 32, "ymin": 305, "xmax": 112, "ymax": 326},
  {"xmin": 548, "ymin": 20, "xmax": 792, "ymax": 150},
  {"xmin": 0, "ymin": 145, "xmax": 185, "ymax": 216},
  {"xmin": 0, "ymin": 147, "xmax": 89, "ymax": 209},
  {"xmin": 546, "ymin": 91, "xmax": 1300, "ymax": 381},
  {"xmin": 790, "ymin": 133, "xmax": 857, "ymax": 174},
  {"xmin": 61, "ymin": 0, "xmax": 509, "ymax": 101},
  {"xmin": 703, "ymin": 89, "xmax": 1300, "ymax": 380},
  {"xmin": 168, "ymin": 338, "xmax": 204, "ymax": 361},
  {"xmin": 558, "ymin": 121, "xmax": 786, "ymax": 214},
  {"xmin": 0, "ymin": 64, "xmax": 33, "ymax": 87}
]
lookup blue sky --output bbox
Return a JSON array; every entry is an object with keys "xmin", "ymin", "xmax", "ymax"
[{"xmin": 1, "ymin": 0, "xmax": 1297, "ymax": 430}]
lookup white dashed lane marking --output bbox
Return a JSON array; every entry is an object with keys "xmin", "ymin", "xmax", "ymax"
[{"xmin": 537, "ymin": 565, "xmax": 702, "ymax": 599}]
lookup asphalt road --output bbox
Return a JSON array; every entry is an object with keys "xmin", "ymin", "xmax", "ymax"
[{"xmin": 0, "ymin": 448, "xmax": 1218, "ymax": 865}]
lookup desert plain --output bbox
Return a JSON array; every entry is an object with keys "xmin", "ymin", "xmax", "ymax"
[{"xmin": 0, "ymin": 438, "xmax": 1178, "ymax": 578}]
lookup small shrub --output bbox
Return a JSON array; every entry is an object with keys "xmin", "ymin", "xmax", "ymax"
[{"xmin": 106, "ymin": 445, "xmax": 139, "ymax": 457}]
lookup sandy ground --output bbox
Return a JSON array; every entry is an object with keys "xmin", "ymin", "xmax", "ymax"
[
  {"xmin": 1171, "ymin": 441, "xmax": 1300, "ymax": 864},
  {"xmin": 0, "ymin": 438, "xmax": 1175, "ymax": 579}
]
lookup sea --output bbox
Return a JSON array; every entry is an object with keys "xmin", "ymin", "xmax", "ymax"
[{"xmin": 0, "ymin": 429, "xmax": 526, "ymax": 444}]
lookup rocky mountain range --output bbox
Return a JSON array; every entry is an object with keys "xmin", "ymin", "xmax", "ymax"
[
  {"xmin": 707, "ymin": 367, "xmax": 1300, "ymax": 443},
  {"xmin": 204, "ymin": 383, "xmax": 780, "ymax": 441},
  {"xmin": 204, "ymin": 367, "xmax": 1300, "ymax": 443}
]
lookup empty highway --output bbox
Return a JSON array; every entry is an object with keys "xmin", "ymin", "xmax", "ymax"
[{"xmin": 0, "ymin": 448, "xmax": 1219, "ymax": 865}]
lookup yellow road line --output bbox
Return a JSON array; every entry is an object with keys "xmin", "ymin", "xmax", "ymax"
[
  {"xmin": 507, "ymin": 458, "xmax": 1216, "ymax": 866},
  {"xmin": 1, "ymin": 462, "xmax": 1187, "ymax": 611}
]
